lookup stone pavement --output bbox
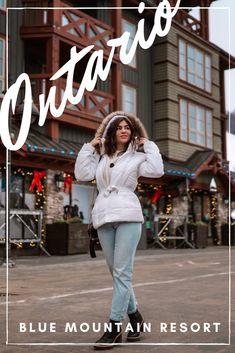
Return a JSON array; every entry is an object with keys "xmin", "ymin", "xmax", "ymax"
[{"xmin": 0, "ymin": 246, "xmax": 234, "ymax": 353}]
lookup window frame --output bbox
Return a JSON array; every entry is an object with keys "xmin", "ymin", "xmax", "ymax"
[
  {"xmin": 122, "ymin": 18, "xmax": 137, "ymax": 69},
  {"xmin": 178, "ymin": 37, "xmax": 212, "ymax": 94},
  {"xmin": 0, "ymin": 37, "xmax": 5, "ymax": 96},
  {"xmin": 179, "ymin": 97, "xmax": 213, "ymax": 149},
  {"xmin": 122, "ymin": 82, "xmax": 137, "ymax": 115}
]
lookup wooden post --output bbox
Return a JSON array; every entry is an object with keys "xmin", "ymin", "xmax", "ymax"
[
  {"xmin": 200, "ymin": 0, "xmax": 209, "ymax": 40},
  {"xmin": 46, "ymin": 33, "xmax": 60, "ymax": 140},
  {"xmin": 112, "ymin": 0, "xmax": 122, "ymax": 110},
  {"xmin": 220, "ymin": 69, "xmax": 227, "ymax": 160}
]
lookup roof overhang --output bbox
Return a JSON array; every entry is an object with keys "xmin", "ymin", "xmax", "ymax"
[
  {"xmin": 0, "ymin": 126, "xmax": 82, "ymax": 173},
  {"xmin": 218, "ymin": 47, "xmax": 235, "ymax": 70}
]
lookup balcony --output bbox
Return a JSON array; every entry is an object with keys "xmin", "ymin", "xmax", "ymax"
[
  {"xmin": 176, "ymin": 10, "xmax": 202, "ymax": 37},
  {"xmin": 21, "ymin": 0, "xmax": 114, "ymax": 53},
  {"xmin": 29, "ymin": 74, "xmax": 114, "ymax": 122},
  {"xmin": 60, "ymin": 78, "xmax": 113, "ymax": 119}
]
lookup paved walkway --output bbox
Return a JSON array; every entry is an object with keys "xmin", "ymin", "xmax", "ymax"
[{"xmin": 0, "ymin": 246, "xmax": 234, "ymax": 353}]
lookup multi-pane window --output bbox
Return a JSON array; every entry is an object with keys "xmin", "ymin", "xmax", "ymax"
[
  {"xmin": 179, "ymin": 38, "xmax": 211, "ymax": 93},
  {"xmin": 0, "ymin": 38, "xmax": 5, "ymax": 94},
  {"xmin": 122, "ymin": 19, "xmax": 137, "ymax": 68},
  {"xmin": 180, "ymin": 99, "xmax": 213, "ymax": 148},
  {"xmin": 122, "ymin": 84, "xmax": 137, "ymax": 115}
]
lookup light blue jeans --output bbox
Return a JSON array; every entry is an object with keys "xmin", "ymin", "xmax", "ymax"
[{"xmin": 97, "ymin": 222, "xmax": 142, "ymax": 321}]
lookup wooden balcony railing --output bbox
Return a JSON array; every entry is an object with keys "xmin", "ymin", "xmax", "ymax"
[
  {"xmin": 176, "ymin": 10, "xmax": 202, "ymax": 37},
  {"xmin": 22, "ymin": 0, "xmax": 114, "ymax": 51},
  {"xmin": 29, "ymin": 74, "xmax": 114, "ymax": 119},
  {"xmin": 58, "ymin": 7, "xmax": 114, "ymax": 51},
  {"xmin": 59, "ymin": 78, "xmax": 113, "ymax": 119}
]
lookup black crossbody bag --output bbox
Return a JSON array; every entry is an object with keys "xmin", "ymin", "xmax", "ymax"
[
  {"xmin": 88, "ymin": 155, "xmax": 102, "ymax": 258},
  {"xmin": 88, "ymin": 222, "xmax": 99, "ymax": 258}
]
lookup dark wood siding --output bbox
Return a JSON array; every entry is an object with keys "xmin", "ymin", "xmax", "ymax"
[
  {"xmin": 97, "ymin": 0, "xmax": 111, "ymax": 26},
  {"xmin": 122, "ymin": 11, "xmax": 153, "ymax": 139},
  {"xmin": 0, "ymin": 12, "xmax": 6, "ymax": 34},
  {"xmin": 96, "ymin": 5, "xmax": 111, "ymax": 93},
  {"xmin": 8, "ymin": 3, "xmax": 24, "ymax": 86},
  {"xmin": 59, "ymin": 123, "xmax": 94, "ymax": 144}
]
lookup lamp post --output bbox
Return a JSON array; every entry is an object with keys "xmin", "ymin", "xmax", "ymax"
[{"xmin": 1, "ymin": 98, "xmax": 39, "ymax": 267}]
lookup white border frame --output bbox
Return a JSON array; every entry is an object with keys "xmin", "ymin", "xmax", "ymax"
[{"xmin": 5, "ymin": 5, "xmax": 231, "ymax": 347}]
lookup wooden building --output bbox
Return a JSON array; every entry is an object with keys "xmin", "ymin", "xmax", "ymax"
[{"xmin": 0, "ymin": 0, "xmax": 234, "ymax": 246}]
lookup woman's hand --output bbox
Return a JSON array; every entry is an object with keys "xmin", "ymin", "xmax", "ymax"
[
  {"xmin": 90, "ymin": 137, "xmax": 101, "ymax": 147},
  {"xmin": 136, "ymin": 137, "xmax": 148, "ymax": 147}
]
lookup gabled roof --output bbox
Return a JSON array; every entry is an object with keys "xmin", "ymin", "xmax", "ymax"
[
  {"xmin": 163, "ymin": 149, "xmax": 234, "ymax": 180},
  {"xmin": 186, "ymin": 150, "xmax": 215, "ymax": 171},
  {"xmin": 0, "ymin": 126, "xmax": 84, "ymax": 173}
]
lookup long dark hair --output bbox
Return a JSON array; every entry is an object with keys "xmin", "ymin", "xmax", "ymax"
[{"xmin": 104, "ymin": 117, "xmax": 136, "ymax": 156}]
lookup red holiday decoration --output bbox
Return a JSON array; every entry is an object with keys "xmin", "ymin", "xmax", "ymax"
[
  {"xmin": 29, "ymin": 171, "xmax": 45, "ymax": 192},
  {"xmin": 151, "ymin": 189, "xmax": 162, "ymax": 204},
  {"xmin": 63, "ymin": 175, "xmax": 73, "ymax": 193}
]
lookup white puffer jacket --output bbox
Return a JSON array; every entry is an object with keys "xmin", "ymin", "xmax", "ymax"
[{"xmin": 74, "ymin": 140, "xmax": 164, "ymax": 229}]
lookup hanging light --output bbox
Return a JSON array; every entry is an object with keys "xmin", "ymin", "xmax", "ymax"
[{"xmin": 209, "ymin": 178, "xmax": 217, "ymax": 193}]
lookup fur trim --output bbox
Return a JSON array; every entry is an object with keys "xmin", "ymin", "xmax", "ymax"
[{"xmin": 95, "ymin": 111, "xmax": 149, "ymax": 140}]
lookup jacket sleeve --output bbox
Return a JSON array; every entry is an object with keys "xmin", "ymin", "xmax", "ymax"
[
  {"xmin": 138, "ymin": 140, "xmax": 164, "ymax": 178},
  {"xmin": 74, "ymin": 143, "xmax": 99, "ymax": 181}
]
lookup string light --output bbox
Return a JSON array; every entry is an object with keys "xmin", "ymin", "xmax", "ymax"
[
  {"xmin": 165, "ymin": 160, "xmax": 232, "ymax": 179},
  {"xmin": 166, "ymin": 169, "xmax": 195, "ymax": 177},
  {"xmin": 0, "ymin": 167, "xmax": 47, "ymax": 250},
  {"xmin": 26, "ymin": 144, "xmax": 76, "ymax": 156}
]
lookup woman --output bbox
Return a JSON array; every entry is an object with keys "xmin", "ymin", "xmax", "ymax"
[{"xmin": 74, "ymin": 111, "xmax": 164, "ymax": 349}]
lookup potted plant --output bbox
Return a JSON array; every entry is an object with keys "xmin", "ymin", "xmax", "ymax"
[
  {"xmin": 221, "ymin": 222, "xmax": 235, "ymax": 246},
  {"xmin": 46, "ymin": 217, "xmax": 89, "ymax": 255}
]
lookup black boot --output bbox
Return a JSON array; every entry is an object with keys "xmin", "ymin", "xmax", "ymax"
[
  {"xmin": 127, "ymin": 309, "xmax": 144, "ymax": 341},
  {"xmin": 94, "ymin": 320, "xmax": 122, "ymax": 350}
]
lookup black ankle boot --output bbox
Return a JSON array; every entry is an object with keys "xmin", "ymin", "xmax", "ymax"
[
  {"xmin": 127, "ymin": 309, "xmax": 144, "ymax": 341},
  {"xmin": 94, "ymin": 320, "xmax": 122, "ymax": 350}
]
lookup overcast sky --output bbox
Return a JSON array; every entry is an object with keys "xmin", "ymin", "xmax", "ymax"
[
  {"xmin": 209, "ymin": 0, "xmax": 235, "ymax": 113},
  {"xmin": 210, "ymin": 0, "xmax": 235, "ymax": 169}
]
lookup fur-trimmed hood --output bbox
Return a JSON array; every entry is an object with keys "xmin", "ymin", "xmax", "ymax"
[{"xmin": 95, "ymin": 111, "xmax": 149, "ymax": 140}]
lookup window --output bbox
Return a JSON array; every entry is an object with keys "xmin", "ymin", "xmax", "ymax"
[
  {"xmin": 180, "ymin": 99, "xmax": 213, "ymax": 148},
  {"xmin": 122, "ymin": 84, "xmax": 137, "ymax": 115},
  {"xmin": 122, "ymin": 19, "xmax": 137, "ymax": 68},
  {"xmin": 0, "ymin": 0, "xmax": 6, "ymax": 10},
  {"xmin": 0, "ymin": 38, "xmax": 5, "ymax": 94},
  {"xmin": 179, "ymin": 38, "xmax": 211, "ymax": 93}
]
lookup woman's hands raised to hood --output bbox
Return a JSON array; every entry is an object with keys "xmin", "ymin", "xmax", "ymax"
[
  {"xmin": 136, "ymin": 137, "xmax": 148, "ymax": 147},
  {"xmin": 90, "ymin": 137, "xmax": 102, "ymax": 147}
]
